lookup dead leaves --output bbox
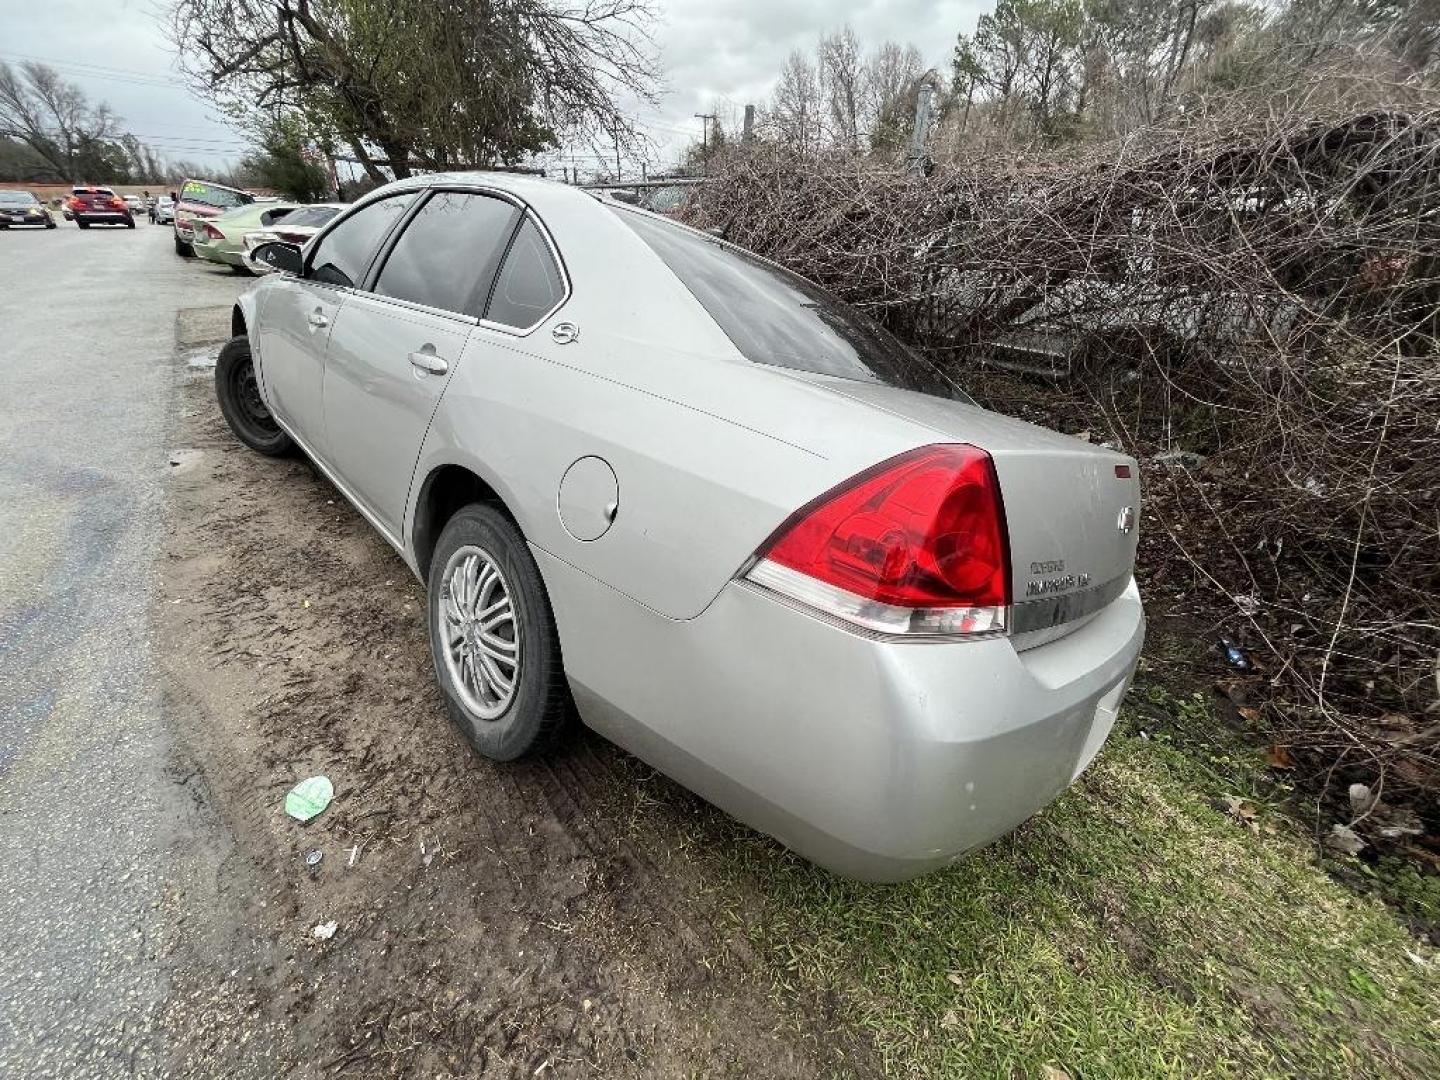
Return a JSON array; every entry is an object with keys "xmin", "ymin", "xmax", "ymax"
[{"xmin": 1264, "ymin": 744, "xmax": 1295, "ymax": 770}]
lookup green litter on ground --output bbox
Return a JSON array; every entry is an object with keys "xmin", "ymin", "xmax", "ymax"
[{"xmin": 285, "ymin": 776, "xmax": 334, "ymax": 822}]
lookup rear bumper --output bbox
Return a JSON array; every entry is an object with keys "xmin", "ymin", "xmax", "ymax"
[
  {"xmin": 194, "ymin": 240, "xmax": 241, "ymax": 265},
  {"xmin": 76, "ymin": 211, "xmax": 131, "ymax": 222},
  {"xmin": 538, "ymin": 549, "xmax": 1144, "ymax": 881}
]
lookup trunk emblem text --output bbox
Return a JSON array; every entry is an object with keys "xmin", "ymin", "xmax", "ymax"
[{"xmin": 1026, "ymin": 571, "xmax": 1090, "ymax": 597}]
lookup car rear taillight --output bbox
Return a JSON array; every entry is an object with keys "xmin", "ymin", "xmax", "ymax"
[
  {"xmin": 202, "ymin": 222, "xmax": 225, "ymax": 240},
  {"xmin": 745, "ymin": 444, "xmax": 1011, "ymax": 636},
  {"xmin": 109, "ymin": 197, "xmax": 125, "ymax": 209}
]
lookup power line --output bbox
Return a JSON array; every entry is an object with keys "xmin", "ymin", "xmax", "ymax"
[{"xmin": 0, "ymin": 50, "xmax": 183, "ymax": 86}]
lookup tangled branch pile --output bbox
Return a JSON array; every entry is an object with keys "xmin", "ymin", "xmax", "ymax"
[{"xmin": 687, "ymin": 110, "xmax": 1440, "ymax": 845}]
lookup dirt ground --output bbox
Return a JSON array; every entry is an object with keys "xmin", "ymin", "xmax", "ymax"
[{"xmin": 154, "ymin": 336, "xmax": 876, "ymax": 1079}]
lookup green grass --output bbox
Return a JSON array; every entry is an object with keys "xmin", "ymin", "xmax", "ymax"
[{"xmin": 679, "ymin": 679, "xmax": 1440, "ymax": 1078}]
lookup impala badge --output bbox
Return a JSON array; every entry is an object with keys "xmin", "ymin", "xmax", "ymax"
[{"xmin": 1117, "ymin": 506, "xmax": 1135, "ymax": 534}]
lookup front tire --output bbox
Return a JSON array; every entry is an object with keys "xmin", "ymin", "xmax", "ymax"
[
  {"xmin": 214, "ymin": 336, "xmax": 294, "ymax": 457},
  {"xmin": 427, "ymin": 505, "xmax": 571, "ymax": 761}
]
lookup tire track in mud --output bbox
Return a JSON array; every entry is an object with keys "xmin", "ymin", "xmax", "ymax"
[{"xmin": 154, "ymin": 354, "xmax": 877, "ymax": 1078}]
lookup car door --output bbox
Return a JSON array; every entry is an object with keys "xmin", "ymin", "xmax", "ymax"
[
  {"xmin": 321, "ymin": 189, "xmax": 523, "ymax": 538},
  {"xmin": 256, "ymin": 191, "xmax": 416, "ymax": 453}
]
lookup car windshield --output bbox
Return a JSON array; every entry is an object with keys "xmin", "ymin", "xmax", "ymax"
[
  {"xmin": 612, "ymin": 207, "xmax": 965, "ymax": 400},
  {"xmin": 180, "ymin": 181, "xmax": 251, "ymax": 209},
  {"xmin": 0, "ymin": 192, "xmax": 37, "ymax": 205}
]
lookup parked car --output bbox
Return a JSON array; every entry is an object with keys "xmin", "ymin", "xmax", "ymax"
[
  {"xmin": 172, "ymin": 178, "xmax": 254, "ymax": 256},
  {"xmin": 66, "ymin": 186, "xmax": 135, "ymax": 228},
  {"xmin": 0, "ymin": 190, "xmax": 56, "ymax": 229},
  {"xmin": 220, "ymin": 175, "xmax": 1144, "ymax": 882},
  {"xmin": 240, "ymin": 203, "xmax": 346, "ymax": 273},
  {"xmin": 190, "ymin": 201, "xmax": 302, "ymax": 271},
  {"xmin": 123, "ymin": 194, "xmax": 147, "ymax": 216},
  {"xmin": 152, "ymin": 195, "xmax": 175, "ymax": 224}
]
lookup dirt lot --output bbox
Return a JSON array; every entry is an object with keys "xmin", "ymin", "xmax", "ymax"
[
  {"xmin": 149, "ymin": 315, "xmax": 1439, "ymax": 1080},
  {"xmin": 154, "ymin": 333, "xmax": 875, "ymax": 1078}
]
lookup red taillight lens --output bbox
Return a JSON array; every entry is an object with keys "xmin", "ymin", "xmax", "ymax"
[
  {"xmin": 746, "ymin": 445, "xmax": 1011, "ymax": 636},
  {"xmin": 110, "ymin": 197, "xmax": 126, "ymax": 209},
  {"xmin": 202, "ymin": 222, "xmax": 225, "ymax": 240}
]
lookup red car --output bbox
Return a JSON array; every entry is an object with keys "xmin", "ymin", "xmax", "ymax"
[
  {"xmin": 67, "ymin": 186, "xmax": 135, "ymax": 228},
  {"xmin": 171, "ymin": 178, "xmax": 254, "ymax": 257}
]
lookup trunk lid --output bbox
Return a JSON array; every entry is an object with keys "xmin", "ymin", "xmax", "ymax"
[{"xmin": 793, "ymin": 376, "xmax": 1141, "ymax": 647}]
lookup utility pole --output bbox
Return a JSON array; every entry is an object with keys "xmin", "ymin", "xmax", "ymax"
[
  {"xmin": 694, "ymin": 112, "xmax": 716, "ymax": 171},
  {"xmin": 742, "ymin": 104, "xmax": 755, "ymax": 143},
  {"xmin": 908, "ymin": 71, "xmax": 939, "ymax": 176}
]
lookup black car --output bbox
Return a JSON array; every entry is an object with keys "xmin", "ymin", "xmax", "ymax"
[{"xmin": 0, "ymin": 190, "xmax": 56, "ymax": 229}]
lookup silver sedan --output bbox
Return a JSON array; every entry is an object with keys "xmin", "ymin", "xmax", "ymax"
[{"xmin": 220, "ymin": 174, "xmax": 1144, "ymax": 881}]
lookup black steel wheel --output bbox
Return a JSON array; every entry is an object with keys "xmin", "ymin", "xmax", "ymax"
[{"xmin": 214, "ymin": 335, "xmax": 294, "ymax": 457}]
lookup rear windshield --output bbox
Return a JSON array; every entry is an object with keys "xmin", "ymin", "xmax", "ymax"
[
  {"xmin": 0, "ymin": 192, "xmax": 38, "ymax": 205},
  {"xmin": 180, "ymin": 181, "xmax": 252, "ymax": 209},
  {"xmin": 613, "ymin": 207, "xmax": 962, "ymax": 399},
  {"xmin": 283, "ymin": 206, "xmax": 342, "ymax": 228}
]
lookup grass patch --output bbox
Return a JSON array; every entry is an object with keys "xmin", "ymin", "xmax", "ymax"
[{"xmin": 673, "ymin": 676, "xmax": 1440, "ymax": 1078}]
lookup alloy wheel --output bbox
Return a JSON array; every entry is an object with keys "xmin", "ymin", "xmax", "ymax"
[{"xmin": 439, "ymin": 545, "xmax": 520, "ymax": 720}]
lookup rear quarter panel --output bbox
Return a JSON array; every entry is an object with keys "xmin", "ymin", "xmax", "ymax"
[{"xmin": 412, "ymin": 329, "xmax": 838, "ymax": 620}]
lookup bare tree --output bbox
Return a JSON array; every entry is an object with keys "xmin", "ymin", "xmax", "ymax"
[
  {"xmin": 0, "ymin": 61, "xmax": 122, "ymax": 181},
  {"xmin": 819, "ymin": 26, "xmax": 865, "ymax": 151},
  {"xmin": 767, "ymin": 50, "xmax": 824, "ymax": 154},
  {"xmin": 170, "ymin": 0, "xmax": 660, "ymax": 180}
]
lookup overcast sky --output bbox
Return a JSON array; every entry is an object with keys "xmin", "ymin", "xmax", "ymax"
[{"xmin": 0, "ymin": 0, "xmax": 984, "ymax": 179}]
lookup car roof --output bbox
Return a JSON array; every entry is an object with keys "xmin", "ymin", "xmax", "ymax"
[{"xmin": 180, "ymin": 178, "xmax": 249, "ymax": 192}]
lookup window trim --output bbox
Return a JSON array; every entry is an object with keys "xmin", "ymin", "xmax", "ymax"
[
  {"xmin": 477, "ymin": 208, "xmax": 571, "ymax": 338},
  {"xmin": 362, "ymin": 187, "xmax": 522, "ymax": 322},
  {"xmin": 298, "ymin": 179, "xmax": 572, "ymax": 333},
  {"xmin": 303, "ymin": 189, "xmax": 420, "ymax": 294}
]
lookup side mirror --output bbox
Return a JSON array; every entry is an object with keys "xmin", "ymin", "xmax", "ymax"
[{"xmin": 250, "ymin": 241, "xmax": 304, "ymax": 275}]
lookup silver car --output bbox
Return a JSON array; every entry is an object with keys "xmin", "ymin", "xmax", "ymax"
[
  {"xmin": 219, "ymin": 173, "xmax": 1144, "ymax": 881},
  {"xmin": 240, "ymin": 203, "xmax": 347, "ymax": 274}
]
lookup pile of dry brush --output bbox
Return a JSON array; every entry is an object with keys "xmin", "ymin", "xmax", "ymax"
[{"xmin": 686, "ymin": 110, "xmax": 1440, "ymax": 853}]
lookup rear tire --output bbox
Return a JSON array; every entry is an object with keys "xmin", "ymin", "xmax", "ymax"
[
  {"xmin": 174, "ymin": 234, "xmax": 193, "ymax": 257},
  {"xmin": 125, "ymin": 218, "xmax": 135, "ymax": 229},
  {"xmin": 427, "ymin": 504, "xmax": 572, "ymax": 761},
  {"xmin": 214, "ymin": 336, "xmax": 294, "ymax": 457},
  {"xmin": 77, "ymin": 219, "xmax": 89, "ymax": 229}
]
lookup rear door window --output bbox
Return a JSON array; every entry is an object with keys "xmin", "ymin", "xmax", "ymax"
[
  {"xmin": 485, "ymin": 218, "xmax": 565, "ymax": 329},
  {"xmin": 612, "ymin": 207, "xmax": 961, "ymax": 398},
  {"xmin": 308, "ymin": 193, "xmax": 417, "ymax": 289},
  {"xmin": 373, "ymin": 192, "xmax": 519, "ymax": 316}
]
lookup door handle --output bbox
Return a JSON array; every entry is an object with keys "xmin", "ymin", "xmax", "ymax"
[
  {"xmin": 308, "ymin": 310, "xmax": 329, "ymax": 329},
  {"xmin": 408, "ymin": 350, "xmax": 449, "ymax": 375}
]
